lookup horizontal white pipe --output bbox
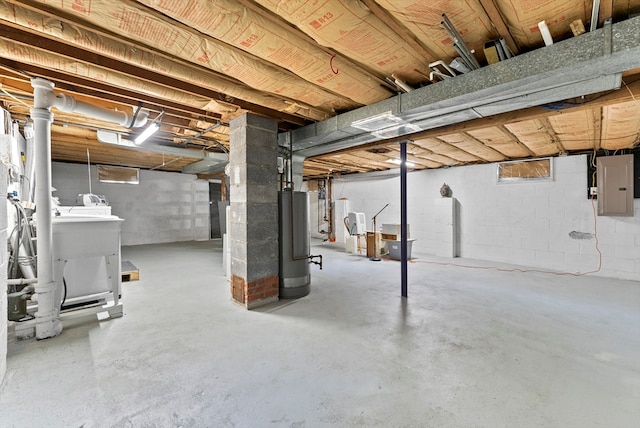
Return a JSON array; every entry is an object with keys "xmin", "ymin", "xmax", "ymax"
[
  {"xmin": 52, "ymin": 93, "xmax": 149, "ymax": 128},
  {"xmin": 7, "ymin": 278, "xmax": 38, "ymax": 285}
]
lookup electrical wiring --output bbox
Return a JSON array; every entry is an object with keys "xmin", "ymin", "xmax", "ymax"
[
  {"xmin": 407, "ymin": 196, "xmax": 602, "ymax": 277},
  {"xmin": 622, "ymin": 78, "xmax": 639, "ymax": 101},
  {"xmin": 149, "ymin": 155, "xmax": 183, "ymax": 170},
  {"xmin": 541, "ymin": 76, "xmax": 640, "ymax": 111},
  {"xmin": 0, "ymin": 84, "xmax": 31, "ymax": 109},
  {"xmin": 7, "ymin": 199, "xmax": 37, "ymax": 284},
  {"xmin": 61, "ymin": 278, "xmax": 67, "ymax": 310}
]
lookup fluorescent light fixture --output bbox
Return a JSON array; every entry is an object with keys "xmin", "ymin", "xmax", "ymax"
[
  {"xmin": 387, "ymin": 158, "xmax": 415, "ymax": 167},
  {"xmin": 134, "ymin": 122, "xmax": 159, "ymax": 145}
]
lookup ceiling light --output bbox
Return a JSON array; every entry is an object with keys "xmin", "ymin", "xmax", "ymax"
[
  {"xmin": 387, "ymin": 158, "xmax": 415, "ymax": 167},
  {"xmin": 134, "ymin": 122, "xmax": 159, "ymax": 145},
  {"xmin": 134, "ymin": 111, "xmax": 164, "ymax": 145}
]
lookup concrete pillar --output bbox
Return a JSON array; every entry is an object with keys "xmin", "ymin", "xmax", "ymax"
[{"xmin": 229, "ymin": 113, "xmax": 279, "ymax": 309}]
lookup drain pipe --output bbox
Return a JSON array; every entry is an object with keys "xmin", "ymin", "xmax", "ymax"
[
  {"xmin": 30, "ymin": 77, "xmax": 150, "ymax": 339},
  {"xmin": 31, "ymin": 78, "xmax": 62, "ymax": 339},
  {"xmin": 52, "ymin": 92, "xmax": 149, "ymax": 128}
]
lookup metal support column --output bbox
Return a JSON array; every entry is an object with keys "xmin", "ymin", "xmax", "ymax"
[{"xmin": 400, "ymin": 141, "xmax": 408, "ymax": 298}]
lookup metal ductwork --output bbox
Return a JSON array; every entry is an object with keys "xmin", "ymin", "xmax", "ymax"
[
  {"xmin": 283, "ymin": 16, "xmax": 640, "ymax": 158},
  {"xmin": 96, "ymin": 130, "xmax": 228, "ymax": 174}
]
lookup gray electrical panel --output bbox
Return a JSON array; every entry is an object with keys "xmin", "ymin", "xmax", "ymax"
[{"xmin": 597, "ymin": 154, "xmax": 634, "ymax": 216}]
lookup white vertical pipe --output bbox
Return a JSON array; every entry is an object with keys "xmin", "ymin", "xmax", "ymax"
[
  {"xmin": 30, "ymin": 77, "xmax": 62, "ymax": 339},
  {"xmin": 538, "ymin": 21, "xmax": 554, "ymax": 46},
  {"xmin": 21, "ymin": 122, "xmax": 35, "ymax": 202}
]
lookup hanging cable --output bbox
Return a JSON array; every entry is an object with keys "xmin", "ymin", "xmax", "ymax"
[
  {"xmin": 408, "ymin": 196, "xmax": 602, "ymax": 277},
  {"xmin": 128, "ymin": 101, "xmax": 142, "ymax": 129}
]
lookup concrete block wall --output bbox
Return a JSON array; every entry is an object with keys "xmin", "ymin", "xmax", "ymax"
[
  {"xmin": 52, "ymin": 162, "xmax": 210, "ymax": 245},
  {"xmin": 1, "ymin": 163, "xmax": 8, "ymax": 384},
  {"xmin": 191, "ymin": 180, "xmax": 211, "ymax": 240},
  {"xmin": 333, "ymin": 155, "xmax": 639, "ymax": 281}
]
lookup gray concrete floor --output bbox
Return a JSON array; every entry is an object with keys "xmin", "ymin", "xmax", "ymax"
[{"xmin": 1, "ymin": 239, "xmax": 639, "ymax": 427}]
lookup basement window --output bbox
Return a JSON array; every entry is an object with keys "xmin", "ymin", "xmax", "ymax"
[
  {"xmin": 98, "ymin": 165, "xmax": 139, "ymax": 184},
  {"xmin": 497, "ymin": 158, "xmax": 552, "ymax": 183}
]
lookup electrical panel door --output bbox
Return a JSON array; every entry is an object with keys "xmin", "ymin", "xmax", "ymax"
[{"xmin": 597, "ymin": 154, "xmax": 634, "ymax": 216}]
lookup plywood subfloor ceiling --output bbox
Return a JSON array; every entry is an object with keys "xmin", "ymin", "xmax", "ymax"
[{"xmin": 0, "ymin": 0, "xmax": 639, "ymax": 177}]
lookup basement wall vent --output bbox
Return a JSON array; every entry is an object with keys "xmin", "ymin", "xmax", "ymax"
[
  {"xmin": 98, "ymin": 165, "xmax": 140, "ymax": 184},
  {"xmin": 497, "ymin": 158, "xmax": 552, "ymax": 183}
]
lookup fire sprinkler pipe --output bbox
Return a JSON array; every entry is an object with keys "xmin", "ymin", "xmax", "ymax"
[{"xmin": 30, "ymin": 77, "xmax": 149, "ymax": 339}]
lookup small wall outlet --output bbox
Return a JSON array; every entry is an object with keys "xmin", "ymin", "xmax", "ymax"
[{"xmin": 590, "ymin": 187, "xmax": 597, "ymax": 196}]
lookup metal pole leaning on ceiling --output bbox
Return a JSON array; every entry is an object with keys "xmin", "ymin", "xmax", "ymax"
[
  {"xmin": 31, "ymin": 78, "xmax": 63, "ymax": 339},
  {"xmin": 441, "ymin": 14, "xmax": 481, "ymax": 71},
  {"xmin": 400, "ymin": 141, "xmax": 408, "ymax": 298}
]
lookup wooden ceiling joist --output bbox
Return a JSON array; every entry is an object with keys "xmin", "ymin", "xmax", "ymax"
[
  {"xmin": 0, "ymin": 25, "xmax": 311, "ymax": 127},
  {"xmin": 2, "ymin": 2, "xmax": 639, "ymax": 177},
  {"xmin": 360, "ymin": 0, "xmax": 439, "ymax": 65},
  {"xmin": 539, "ymin": 118, "xmax": 567, "ymax": 154}
]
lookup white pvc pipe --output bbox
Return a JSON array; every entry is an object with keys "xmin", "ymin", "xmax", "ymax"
[
  {"xmin": 7, "ymin": 278, "xmax": 38, "ymax": 285},
  {"xmin": 21, "ymin": 122, "xmax": 36, "ymax": 203},
  {"xmin": 31, "ymin": 77, "xmax": 63, "ymax": 340},
  {"xmin": 52, "ymin": 93, "xmax": 149, "ymax": 128},
  {"xmin": 28, "ymin": 77, "xmax": 145, "ymax": 339}
]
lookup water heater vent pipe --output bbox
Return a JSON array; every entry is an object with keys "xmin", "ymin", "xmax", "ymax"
[{"xmin": 30, "ymin": 77, "xmax": 148, "ymax": 339}]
